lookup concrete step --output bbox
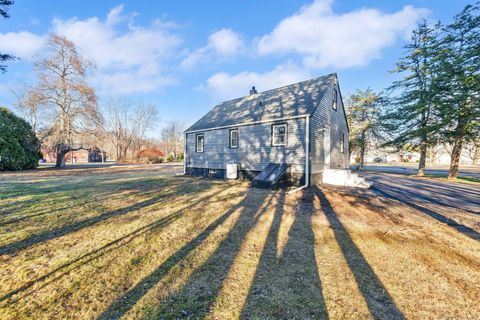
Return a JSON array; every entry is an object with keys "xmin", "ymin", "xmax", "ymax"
[{"xmin": 323, "ymin": 168, "xmax": 371, "ymax": 188}]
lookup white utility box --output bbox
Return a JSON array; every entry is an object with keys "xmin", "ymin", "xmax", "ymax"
[{"xmin": 226, "ymin": 163, "xmax": 238, "ymax": 179}]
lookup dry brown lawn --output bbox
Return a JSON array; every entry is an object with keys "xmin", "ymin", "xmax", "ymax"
[{"xmin": 0, "ymin": 165, "xmax": 479, "ymax": 319}]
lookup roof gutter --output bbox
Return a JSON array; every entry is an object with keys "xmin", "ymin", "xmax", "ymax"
[
  {"xmin": 287, "ymin": 114, "xmax": 310, "ymax": 195},
  {"xmin": 184, "ymin": 114, "xmax": 309, "ymax": 134}
]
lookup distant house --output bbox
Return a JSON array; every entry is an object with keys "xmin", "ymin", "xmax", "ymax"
[
  {"xmin": 65, "ymin": 148, "xmax": 106, "ymax": 163},
  {"xmin": 184, "ymin": 73, "xmax": 370, "ymax": 188},
  {"xmin": 43, "ymin": 147, "xmax": 106, "ymax": 163}
]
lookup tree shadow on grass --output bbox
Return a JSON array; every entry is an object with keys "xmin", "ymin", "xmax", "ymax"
[
  {"xmin": 0, "ymin": 180, "xmax": 187, "ymax": 228},
  {"xmin": 241, "ymin": 189, "xmax": 329, "ymax": 319},
  {"xmin": 0, "ymin": 185, "xmax": 238, "ymax": 303},
  {"xmin": 97, "ymin": 187, "xmax": 273, "ymax": 320},
  {"xmin": 314, "ymin": 187, "xmax": 405, "ymax": 320},
  {"xmin": 0, "ymin": 181, "xmax": 210, "ymax": 256},
  {"xmin": 373, "ymin": 187, "xmax": 480, "ymax": 241},
  {"xmin": 0, "ymin": 175, "xmax": 174, "ymax": 217},
  {"xmin": 0, "ymin": 204, "xmax": 75, "ymax": 227}
]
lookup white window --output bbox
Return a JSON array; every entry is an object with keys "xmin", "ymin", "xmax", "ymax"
[
  {"xmin": 196, "ymin": 133, "xmax": 204, "ymax": 153},
  {"xmin": 340, "ymin": 133, "xmax": 345, "ymax": 153},
  {"xmin": 229, "ymin": 129, "xmax": 238, "ymax": 148},
  {"xmin": 333, "ymin": 88, "xmax": 337, "ymax": 111},
  {"xmin": 272, "ymin": 124, "xmax": 287, "ymax": 146}
]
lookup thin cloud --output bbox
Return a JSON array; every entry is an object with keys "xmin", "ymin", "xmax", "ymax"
[
  {"xmin": 52, "ymin": 6, "xmax": 181, "ymax": 95},
  {"xmin": 181, "ymin": 28, "xmax": 243, "ymax": 69},
  {"xmin": 202, "ymin": 63, "xmax": 311, "ymax": 101},
  {"xmin": 257, "ymin": 0, "xmax": 429, "ymax": 69},
  {"xmin": 0, "ymin": 31, "xmax": 46, "ymax": 60},
  {"xmin": 1, "ymin": 5, "xmax": 182, "ymax": 95}
]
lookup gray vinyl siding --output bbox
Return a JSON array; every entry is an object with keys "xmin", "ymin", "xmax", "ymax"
[
  {"xmin": 310, "ymin": 81, "xmax": 349, "ymax": 173},
  {"xmin": 186, "ymin": 118, "xmax": 307, "ymax": 173}
]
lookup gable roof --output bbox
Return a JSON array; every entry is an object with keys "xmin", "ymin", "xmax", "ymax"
[{"xmin": 185, "ymin": 73, "xmax": 337, "ymax": 132}]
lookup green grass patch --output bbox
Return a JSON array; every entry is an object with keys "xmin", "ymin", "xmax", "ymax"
[
  {"xmin": 361, "ymin": 169, "xmax": 480, "ymax": 185},
  {"xmin": 422, "ymin": 174, "xmax": 480, "ymax": 185}
]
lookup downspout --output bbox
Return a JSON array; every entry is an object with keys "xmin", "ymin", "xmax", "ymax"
[{"xmin": 288, "ymin": 115, "xmax": 310, "ymax": 194}]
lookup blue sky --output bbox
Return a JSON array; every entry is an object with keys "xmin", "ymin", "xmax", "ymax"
[{"xmin": 0, "ymin": 0, "xmax": 472, "ymax": 136}]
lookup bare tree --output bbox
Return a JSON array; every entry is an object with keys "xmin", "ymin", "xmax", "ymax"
[
  {"xmin": 465, "ymin": 141, "xmax": 480, "ymax": 166},
  {"xmin": 442, "ymin": 143, "xmax": 453, "ymax": 158},
  {"xmin": 160, "ymin": 120, "xmax": 185, "ymax": 159},
  {"xmin": 11, "ymin": 88, "xmax": 45, "ymax": 133},
  {"xmin": 24, "ymin": 34, "xmax": 100, "ymax": 167},
  {"xmin": 428, "ymin": 145, "xmax": 444, "ymax": 165},
  {"xmin": 102, "ymin": 100, "xmax": 158, "ymax": 161}
]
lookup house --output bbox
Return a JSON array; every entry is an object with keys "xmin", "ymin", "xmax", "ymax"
[
  {"xmin": 184, "ymin": 73, "xmax": 370, "ymax": 188},
  {"xmin": 42, "ymin": 147, "xmax": 106, "ymax": 163},
  {"xmin": 65, "ymin": 148, "xmax": 106, "ymax": 163}
]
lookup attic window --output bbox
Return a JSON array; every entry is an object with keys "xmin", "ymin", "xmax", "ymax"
[{"xmin": 333, "ymin": 88, "xmax": 337, "ymax": 111}]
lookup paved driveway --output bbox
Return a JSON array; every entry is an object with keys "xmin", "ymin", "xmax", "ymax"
[
  {"xmin": 366, "ymin": 172, "xmax": 480, "ymax": 241},
  {"xmin": 367, "ymin": 173, "xmax": 480, "ymax": 213}
]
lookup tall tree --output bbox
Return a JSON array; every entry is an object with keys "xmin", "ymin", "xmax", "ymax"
[
  {"xmin": 465, "ymin": 141, "xmax": 480, "ymax": 165},
  {"xmin": 0, "ymin": 0, "xmax": 16, "ymax": 73},
  {"xmin": 346, "ymin": 89, "xmax": 383, "ymax": 170},
  {"xmin": 26, "ymin": 35, "xmax": 100, "ymax": 167},
  {"xmin": 383, "ymin": 21, "xmax": 441, "ymax": 176},
  {"xmin": 435, "ymin": 3, "xmax": 480, "ymax": 179}
]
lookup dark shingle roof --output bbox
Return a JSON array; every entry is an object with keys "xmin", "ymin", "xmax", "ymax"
[{"xmin": 186, "ymin": 73, "xmax": 336, "ymax": 132}]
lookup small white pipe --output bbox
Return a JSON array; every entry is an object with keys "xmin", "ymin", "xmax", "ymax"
[{"xmin": 288, "ymin": 115, "xmax": 310, "ymax": 194}]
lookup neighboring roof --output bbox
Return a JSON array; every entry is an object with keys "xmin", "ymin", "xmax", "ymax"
[{"xmin": 186, "ymin": 73, "xmax": 337, "ymax": 132}]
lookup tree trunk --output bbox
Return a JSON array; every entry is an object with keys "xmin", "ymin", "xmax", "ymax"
[
  {"xmin": 418, "ymin": 141, "xmax": 427, "ymax": 176},
  {"xmin": 448, "ymin": 136, "xmax": 463, "ymax": 179},
  {"xmin": 55, "ymin": 152, "xmax": 66, "ymax": 168},
  {"xmin": 429, "ymin": 147, "xmax": 437, "ymax": 165},
  {"xmin": 359, "ymin": 131, "xmax": 366, "ymax": 171},
  {"xmin": 359, "ymin": 145, "xmax": 365, "ymax": 171}
]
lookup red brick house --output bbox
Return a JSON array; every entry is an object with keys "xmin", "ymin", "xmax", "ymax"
[{"xmin": 42, "ymin": 147, "xmax": 106, "ymax": 163}]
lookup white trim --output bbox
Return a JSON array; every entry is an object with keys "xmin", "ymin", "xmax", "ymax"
[
  {"xmin": 184, "ymin": 114, "xmax": 308, "ymax": 134},
  {"xmin": 183, "ymin": 133, "xmax": 187, "ymax": 174},
  {"xmin": 178, "ymin": 133, "xmax": 187, "ymax": 176},
  {"xmin": 324, "ymin": 125, "xmax": 331, "ymax": 169},
  {"xmin": 288, "ymin": 115, "xmax": 310, "ymax": 194}
]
